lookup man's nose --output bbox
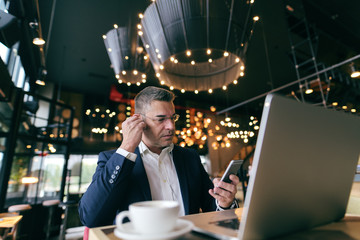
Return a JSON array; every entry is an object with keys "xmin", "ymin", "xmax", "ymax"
[{"xmin": 164, "ymin": 118, "xmax": 175, "ymax": 129}]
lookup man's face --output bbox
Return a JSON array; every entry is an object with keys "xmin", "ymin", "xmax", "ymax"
[{"xmin": 141, "ymin": 100, "xmax": 176, "ymax": 154}]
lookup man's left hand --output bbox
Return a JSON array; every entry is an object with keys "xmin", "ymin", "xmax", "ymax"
[{"xmin": 209, "ymin": 174, "xmax": 240, "ymax": 208}]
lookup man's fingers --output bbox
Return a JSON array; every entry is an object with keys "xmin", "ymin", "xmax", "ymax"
[
  {"xmin": 209, "ymin": 189, "xmax": 232, "ymax": 208},
  {"xmin": 213, "ymin": 186, "xmax": 233, "ymax": 198},
  {"xmin": 122, "ymin": 115, "xmax": 146, "ymax": 130},
  {"xmin": 216, "ymin": 180, "xmax": 236, "ymax": 193},
  {"xmin": 229, "ymin": 174, "xmax": 240, "ymax": 185}
]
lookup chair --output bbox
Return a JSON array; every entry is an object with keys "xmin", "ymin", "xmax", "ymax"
[
  {"xmin": 0, "ymin": 212, "xmax": 20, "ymax": 240},
  {"xmin": 64, "ymin": 226, "xmax": 86, "ymax": 240},
  {"xmin": 7, "ymin": 204, "xmax": 32, "ymax": 240},
  {"xmin": 42, "ymin": 200, "xmax": 62, "ymax": 240},
  {"xmin": 59, "ymin": 201, "xmax": 84, "ymax": 240},
  {"xmin": 7, "ymin": 204, "xmax": 31, "ymax": 213}
]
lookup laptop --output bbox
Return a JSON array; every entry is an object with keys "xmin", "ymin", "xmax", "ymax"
[{"xmin": 183, "ymin": 93, "xmax": 360, "ymax": 239}]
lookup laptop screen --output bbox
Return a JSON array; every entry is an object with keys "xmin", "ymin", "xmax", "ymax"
[{"xmin": 238, "ymin": 94, "xmax": 360, "ymax": 239}]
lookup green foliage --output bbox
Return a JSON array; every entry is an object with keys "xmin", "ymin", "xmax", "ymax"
[{"xmin": 9, "ymin": 157, "xmax": 29, "ymax": 191}]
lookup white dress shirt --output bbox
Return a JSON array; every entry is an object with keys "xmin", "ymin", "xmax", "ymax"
[{"xmin": 116, "ymin": 141, "xmax": 185, "ymax": 216}]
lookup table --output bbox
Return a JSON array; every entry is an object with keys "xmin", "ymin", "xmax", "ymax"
[
  {"xmin": 89, "ymin": 225, "xmax": 212, "ymax": 240},
  {"xmin": 0, "ymin": 215, "xmax": 23, "ymax": 240},
  {"xmin": 89, "ymin": 210, "xmax": 360, "ymax": 240}
]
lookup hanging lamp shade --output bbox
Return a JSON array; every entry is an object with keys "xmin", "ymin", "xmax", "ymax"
[
  {"xmin": 140, "ymin": 0, "xmax": 256, "ymax": 92},
  {"xmin": 103, "ymin": 25, "xmax": 150, "ymax": 86}
]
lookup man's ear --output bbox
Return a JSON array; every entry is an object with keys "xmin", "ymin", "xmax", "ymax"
[{"xmin": 140, "ymin": 115, "xmax": 149, "ymax": 130}]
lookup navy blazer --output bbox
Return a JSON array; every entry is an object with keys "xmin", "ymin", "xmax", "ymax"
[{"xmin": 78, "ymin": 145, "xmax": 216, "ymax": 227}]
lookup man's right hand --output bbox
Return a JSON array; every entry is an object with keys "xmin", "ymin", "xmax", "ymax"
[{"xmin": 119, "ymin": 114, "xmax": 146, "ymax": 153}]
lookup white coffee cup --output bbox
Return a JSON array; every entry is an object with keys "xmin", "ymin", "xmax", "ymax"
[{"xmin": 116, "ymin": 200, "xmax": 180, "ymax": 234}]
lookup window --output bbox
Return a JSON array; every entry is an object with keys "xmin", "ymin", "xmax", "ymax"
[
  {"xmin": 23, "ymin": 78, "xmax": 30, "ymax": 92},
  {"xmin": 0, "ymin": 151, "xmax": 3, "ymax": 178},
  {"xmin": 6, "ymin": 140, "xmax": 31, "ymax": 206},
  {"xmin": 5, "ymin": 141, "xmax": 66, "ymax": 206},
  {"xmin": 80, "ymin": 155, "xmax": 97, "ymax": 192},
  {"xmin": 15, "ymin": 64, "xmax": 25, "ymax": 88},
  {"xmin": 6, "ymin": 43, "xmax": 18, "ymax": 77},
  {"xmin": 1, "ymin": 40, "xmax": 29, "ymax": 92},
  {"xmin": 11, "ymin": 56, "xmax": 26, "ymax": 88},
  {"xmin": 27, "ymin": 154, "xmax": 64, "ymax": 200},
  {"xmin": 66, "ymin": 154, "xmax": 97, "ymax": 195},
  {"xmin": 0, "ymin": 0, "xmax": 9, "ymax": 11},
  {"xmin": 0, "ymin": 42, "xmax": 10, "ymax": 64},
  {"xmin": 3, "ymin": 91, "xmax": 74, "ymax": 207}
]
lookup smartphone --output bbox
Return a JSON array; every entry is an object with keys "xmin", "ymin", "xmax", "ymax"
[{"xmin": 220, "ymin": 160, "xmax": 243, "ymax": 183}]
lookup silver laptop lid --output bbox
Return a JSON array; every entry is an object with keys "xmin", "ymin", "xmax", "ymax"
[{"xmin": 239, "ymin": 94, "xmax": 360, "ymax": 239}]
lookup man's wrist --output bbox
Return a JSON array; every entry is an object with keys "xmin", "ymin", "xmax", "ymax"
[
  {"xmin": 216, "ymin": 199, "xmax": 239, "ymax": 211},
  {"xmin": 116, "ymin": 148, "xmax": 137, "ymax": 161}
]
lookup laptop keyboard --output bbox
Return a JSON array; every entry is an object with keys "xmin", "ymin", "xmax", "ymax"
[{"xmin": 214, "ymin": 218, "xmax": 240, "ymax": 230}]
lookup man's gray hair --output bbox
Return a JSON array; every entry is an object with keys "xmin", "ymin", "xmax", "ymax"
[{"xmin": 134, "ymin": 86, "xmax": 175, "ymax": 113}]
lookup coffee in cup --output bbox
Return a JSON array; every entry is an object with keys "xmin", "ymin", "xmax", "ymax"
[{"xmin": 116, "ymin": 200, "xmax": 180, "ymax": 234}]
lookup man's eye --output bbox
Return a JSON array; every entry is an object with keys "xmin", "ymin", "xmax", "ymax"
[{"xmin": 157, "ymin": 118, "xmax": 165, "ymax": 122}]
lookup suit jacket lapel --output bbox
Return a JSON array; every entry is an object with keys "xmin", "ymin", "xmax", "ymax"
[
  {"xmin": 172, "ymin": 146, "xmax": 190, "ymax": 214},
  {"xmin": 133, "ymin": 148, "xmax": 152, "ymax": 201}
]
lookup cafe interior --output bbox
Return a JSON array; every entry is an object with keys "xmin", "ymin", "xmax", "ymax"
[{"xmin": 0, "ymin": 0, "xmax": 360, "ymax": 239}]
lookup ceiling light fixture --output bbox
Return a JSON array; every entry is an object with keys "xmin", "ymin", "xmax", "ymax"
[
  {"xmin": 305, "ymin": 86, "xmax": 313, "ymax": 94},
  {"xmin": 350, "ymin": 62, "xmax": 360, "ymax": 78},
  {"xmin": 140, "ymin": 0, "xmax": 256, "ymax": 93},
  {"xmin": 103, "ymin": 23, "xmax": 149, "ymax": 86},
  {"xmin": 35, "ymin": 79, "xmax": 45, "ymax": 86},
  {"xmin": 29, "ymin": 21, "xmax": 46, "ymax": 46},
  {"xmin": 35, "ymin": 67, "xmax": 47, "ymax": 86},
  {"xmin": 32, "ymin": 37, "xmax": 45, "ymax": 46},
  {"xmin": 302, "ymin": 81, "xmax": 313, "ymax": 94},
  {"xmin": 30, "ymin": 0, "xmax": 46, "ymax": 47}
]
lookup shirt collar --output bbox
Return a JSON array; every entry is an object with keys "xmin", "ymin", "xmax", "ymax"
[{"xmin": 139, "ymin": 141, "xmax": 174, "ymax": 156}]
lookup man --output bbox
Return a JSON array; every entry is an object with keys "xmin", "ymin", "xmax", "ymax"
[{"xmin": 79, "ymin": 86, "xmax": 239, "ymax": 227}]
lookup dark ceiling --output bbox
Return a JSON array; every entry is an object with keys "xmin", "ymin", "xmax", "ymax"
[{"xmin": 33, "ymin": 0, "xmax": 360, "ymax": 116}]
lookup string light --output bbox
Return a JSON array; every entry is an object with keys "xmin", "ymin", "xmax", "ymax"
[{"xmin": 176, "ymin": 109, "xmax": 208, "ymax": 149}]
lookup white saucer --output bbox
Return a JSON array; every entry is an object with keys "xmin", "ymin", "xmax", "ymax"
[{"xmin": 114, "ymin": 219, "xmax": 194, "ymax": 240}]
